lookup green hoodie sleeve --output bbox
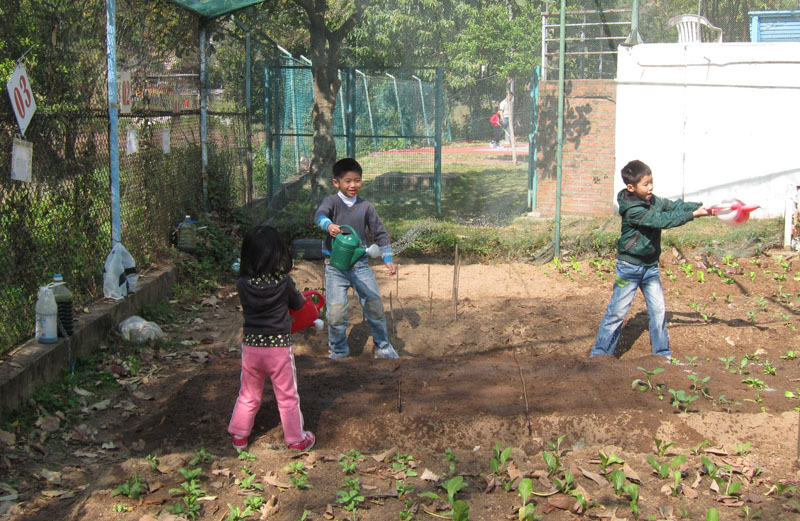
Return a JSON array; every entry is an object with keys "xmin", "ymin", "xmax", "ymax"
[
  {"xmin": 661, "ymin": 198, "xmax": 703, "ymax": 214},
  {"xmin": 624, "ymin": 197, "xmax": 697, "ymax": 230}
]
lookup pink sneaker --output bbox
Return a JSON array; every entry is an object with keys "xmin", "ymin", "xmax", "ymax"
[
  {"xmin": 288, "ymin": 431, "xmax": 315, "ymax": 451},
  {"xmin": 232, "ymin": 435, "xmax": 248, "ymax": 450}
]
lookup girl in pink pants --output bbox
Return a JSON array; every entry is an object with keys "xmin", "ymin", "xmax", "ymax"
[{"xmin": 228, "ymin": 226, "xmax": 315, "ymax": 451}]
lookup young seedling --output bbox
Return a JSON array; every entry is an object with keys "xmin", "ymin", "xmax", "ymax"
[
  {"xmin": 742, "ymin": 377, "xmax": 766, "ymax": 390},
  {"xmin": 168, "ymin": 495, "xmax": 202, "ymax": 519},
  {"xmin": 690, "ymin": 440, "xmax": 709, "ymax": 456},
  {"xmin": 239, "ymin": 469, "xmax": 264, "ymax": 492},
  {"xmin": 781, "ymin": 350, "xmax": 799, "ymax": 361},
  {"xmin": 684, "ymin": 355, "xmax": 700, "ymax": 366},
  {"xmin": 714, "ymin": 395, "xmax": 742, "ymax": 413},
  {"xmin": 225, "ymin": 504, "xmax": 250, "ymax": 521},
  {"xmin": 669, "ymin": 389, "xmax": 699, "ymax": 412},
  {"xmin": 112, "ymin": 473, "xmax": 147, "ymax": 499},
  {"xmin": 671, "ymin": 469, "xmax": 682, "ymax": 496},
  {"xmin": 492, "ymin": 441, "xmax": 513, "ymax": 476},
  {"xmin": 653, "ymin": 437, "xmax": 676, "ymax": 458},
  {"xmin": 687, "ymin": 374, "xmax": 712, "ymax": 399},
  {"xmin": 553, "ymin": 469, "xmax": 575, "ymax": 494},
  {"xmin": 189, "ymin": 447, "xmax": 213, "ymax": 466},
  {"xmin": 609, "ymin": 468, "xmax": 627, "ymax": 496},
  {"xmin": 706, "ymin": 507, "xmax": 719, "ymax": 521},
  {"xmin": 785, "ymin": 388, "xmax": 800, "ymax": 410},
  {"xmin": 338, "ymin": 449, "xmax": 364, "ymax": 475},
  {"xmin": 739, "ymin": 505, "xmax": 763, "ymax": 520},
  {"xmin": 733, "ymin": 442, "xmax": 752, "ymax": 457},
  {"xmin": 336, "ymin": 477, "xmax": 364, "ymax": 520},
  {"xmin": 762, "ymin": 359, "xmax": 777, "ymax": 376},
  {"xmin": 284, "ymin": 461, "xmax": 312, "ymax": 490},
  {"xmin": 623, "ymin": 483, "xmax": 640, "ymax": 519},
  {"xmin": 517, "ymin": 478, "xmax": 542, "ymax": 521},
  {"xmin": 395, "ymin": 479, "xmax": 415, "ymax": 499},
  {"xmin": 597, "ymin": 450, "xmax": 624, "ymax": 474},
  {"xmin": 146, "ymin": 453, "xmax": 159, "ymax": 473},
  {"xmin": 393, "ymin": 451, "xmax": 419, "ymax": 477},
  {"xmin": 647, "ymin": 454, "xmax": 686, "ymax": 479},
  {"xmin": 444, "ymin": 448, "xmax": 458, "ymax": 477},
  {"xmin": 420, "ymin": 476, "xmax": 470, "ymax": 521},
  {"xmin": 237, "ymin": 449, "xmax": 258, "ymax": 461},
  {"xmin": 632, "ymin": 367, "xmax": 664, "ymax": 391},
  {"xmin": 719, "ymin": 356, "xmax": 736, "ymax": 372}
]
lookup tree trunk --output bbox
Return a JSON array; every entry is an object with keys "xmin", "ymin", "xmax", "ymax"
[{"xmin": 309, "ymin": 71, "xmax": 338, "ymax": 198}]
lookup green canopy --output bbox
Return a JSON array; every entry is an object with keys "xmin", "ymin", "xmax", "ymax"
[{"xmin": 168, "ymin": 0, "xmax": 266, "ymax": 19}]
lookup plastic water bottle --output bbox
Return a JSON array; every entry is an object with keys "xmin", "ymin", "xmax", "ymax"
[
  {"xmin": 177, "ymin": 215, "xmax": 197, "ymax": 253},
  {"xmin": 51, "ymin": 274, "xmax": 74, "ymax": 336},
  {"xmin": 35, "ymin": 286, "xmax": 58, "ymax": 344}
]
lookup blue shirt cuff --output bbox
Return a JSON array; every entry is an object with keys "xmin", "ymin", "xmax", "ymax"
[{"xmin": 317, "ymin": 216, "xmax": 332, "ymax": 231}]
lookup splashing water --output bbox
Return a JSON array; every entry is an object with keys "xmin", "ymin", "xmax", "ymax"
[{"xmin": 389, "ymin": 220, "xmax": 440, "ymax": 255}]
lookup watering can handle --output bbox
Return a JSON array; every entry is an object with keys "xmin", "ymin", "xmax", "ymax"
[
  {"xmin": 340, "ymin": 225, "xmax": 359, "ymax": 237},
  {"xmin": 302, "ymin": 290, "xmax": 325, "ymax": 312}
]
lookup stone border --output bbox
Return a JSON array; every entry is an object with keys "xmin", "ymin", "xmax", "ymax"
[{"xmin": 0, "ymin": 266, "xmax": 176, "ymax": 422}]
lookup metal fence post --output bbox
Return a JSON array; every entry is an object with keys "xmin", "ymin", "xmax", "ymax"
[
  {"xmin": 106, "ymin": 0, "xmax": 121, "ymax": 245},
  {"xmin": 555, "ymin": 0, "xmax": 566, "ymax": 259},
  {"xmin": 346, "ymin": 67, "xmax": 356, "ymax": 157},
  {"xmin": 413, "ymin": 74, "xmax": 430, "ymax": 146},
  {"xmin": 200, "ymin": 20, "xmax": 209, "ymax": 211},
  {"xmin": 435, "ymin": 67, "xmax": 443, "ymax": 218},
  {"xmin": 265, "ymin": 65, "xmax": 273, "ymax": 207},
  {"xmin": 529, "ymin": 65, "xmax": 540, "ymax": 211}
]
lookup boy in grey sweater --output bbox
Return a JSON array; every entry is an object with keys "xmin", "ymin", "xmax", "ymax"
[{"xmin": 313, "ymin": 158, "xmax": 399, "ymax": 359}]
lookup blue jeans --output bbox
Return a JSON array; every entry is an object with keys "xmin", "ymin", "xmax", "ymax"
[
  {"xmin": 325, "ymin": 258, "xmax": 393, "ymax": 357},
  {"xmin": 591, "ymin": 260, "xmax": 670, "ymax": 358}
]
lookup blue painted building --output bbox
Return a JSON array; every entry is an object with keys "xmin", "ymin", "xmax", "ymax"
[{"xmin": 749, "ymin": 11, "xmax": 800, "ymax": 42}]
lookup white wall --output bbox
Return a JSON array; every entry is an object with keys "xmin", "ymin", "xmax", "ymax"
[{"xmin": 615, "ymin": 42, "xmax": 800, "ymax": 217}]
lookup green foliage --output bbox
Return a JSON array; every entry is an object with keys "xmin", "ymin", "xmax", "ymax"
[
  {"xmin": 491, "ymin": 441, "xmax": 513, "ymax": 476},
  {"xmin": 112, "ymin": 473, "xmax": 146, "ymax": 499},
  {"xmin": 284, "ymin": 461, "xmax": 312, "ymax": 490}
]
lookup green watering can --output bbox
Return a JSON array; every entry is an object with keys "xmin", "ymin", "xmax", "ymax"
[{"xmin": 330, "ymin": 225, "xmax": 380, "ymax": 271}]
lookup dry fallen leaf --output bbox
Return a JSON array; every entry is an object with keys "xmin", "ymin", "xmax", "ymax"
[
  {"xmin": 259, "ymin": 495, "xmax": 279, "ymax": 519},
  {"xmin": 262, "ymin": 471, "xmax": 290, "ymax": 489},
  {"xmin": 371, "ymin": 447, "xmax": 399, "ymax": 462},
  {"xmin": 420, "ymin": 469, "xmax": 440, "ymax": 482},
  {"xmin": 0, "ymin": 430, "xmax": 15, "ymax": 446},
  {"xmin": 580, "ymin": 466, "xmax": 605, "ymax": 486}
]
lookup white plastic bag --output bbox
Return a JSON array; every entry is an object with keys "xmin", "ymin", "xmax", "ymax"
[
  {"xmin": 103, "ymin": 243, "xmax": 138, "ymax": 299},
  {"xmin": 118, "ymin": 315, "xmax": 164, "ymax": 344}
]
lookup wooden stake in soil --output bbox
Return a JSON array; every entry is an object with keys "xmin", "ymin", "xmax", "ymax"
[
  {"xmin": 397, "ymin": 380, "xmax": 402, "ymax": 413},
  {"xmin": 513, "ymin": 350, "xmax": 533, "ymax": 436},
  {"xmin": 396, "ymin": 265, "xmax": 399, "ymax": 300},
  {"xmin": 389, "ymin": 291, "xmax": 395, "ymax": 335},
  {"xmin": 427, "ymin": 265, "xmax": 432, "ymax": 322},
  {"xmin": 452, "ymin": 245, "xmax": 460, "ymax": 321}
]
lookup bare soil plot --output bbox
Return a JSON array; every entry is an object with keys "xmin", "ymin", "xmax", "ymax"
[{"xmin": 4, "ymin": 250, "xmax": 800, "ymax": 521}]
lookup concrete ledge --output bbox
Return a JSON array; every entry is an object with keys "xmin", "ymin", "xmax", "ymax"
[{"xmin": 0, "ymin": 265, "xmax": 176, "ymax": 422}]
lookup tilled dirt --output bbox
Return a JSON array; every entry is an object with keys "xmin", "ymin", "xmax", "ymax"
[{"xmin": 3, "ymin": 251, "xmax": 800, "ymax": 521}]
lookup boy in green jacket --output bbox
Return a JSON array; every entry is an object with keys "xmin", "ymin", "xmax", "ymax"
[{"xmin": 590, "ymin": 160, "xmax": 711, "ymax": 359}]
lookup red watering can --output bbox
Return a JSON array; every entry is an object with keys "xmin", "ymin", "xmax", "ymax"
[
  {"xmin": 290, "ymin": 290, "xmax": 325, "ymax": 333},
  {"xmin": 708, "ymin": 199, "xmax": 759, "ymax": 226}
]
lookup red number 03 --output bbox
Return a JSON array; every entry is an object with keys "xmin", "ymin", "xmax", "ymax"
[{"xmin": 13, "ymin": 75, "xmax": 32, "ymax": 119}]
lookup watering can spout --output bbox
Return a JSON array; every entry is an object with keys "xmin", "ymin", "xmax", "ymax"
[{"xmin": 351, "ymin": 247, "xmax": 367, "ymax": 267}]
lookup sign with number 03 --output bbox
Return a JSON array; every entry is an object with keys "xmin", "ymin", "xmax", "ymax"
[{"xmin": 6, "ymin": 63, "xmax": 36, "ymax": 136}]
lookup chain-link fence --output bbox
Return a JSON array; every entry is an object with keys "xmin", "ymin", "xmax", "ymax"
[
  {"xmin": 266, "ymin": 63, "xmax": 443, "ymax": 222},
  {"xmin": 0, "ymin": 0, "xmax": 251, "ymax": 355}
]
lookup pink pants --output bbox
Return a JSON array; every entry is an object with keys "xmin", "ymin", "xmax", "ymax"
[{"xmin": 228, "ymin": 345, "xmax": 306, "ymax": 445}]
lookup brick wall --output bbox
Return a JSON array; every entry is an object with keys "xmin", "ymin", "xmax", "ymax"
[{"xmin": 534, "ymin": 79, "xmax": 616, "ymax": 217}]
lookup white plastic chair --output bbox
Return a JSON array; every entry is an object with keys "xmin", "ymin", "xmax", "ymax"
[{"xmin": 668, "ymin": 14, "xmax": 724, "ymax": 43}]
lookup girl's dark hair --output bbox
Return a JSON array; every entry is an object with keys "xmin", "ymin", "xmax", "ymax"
[
  {"xmin": 239, "ymin": 226, "xmax": 293, "ymax": 277},
  {"xmin": 621, "ymin": 159, "xmax": 652, "ymax": 186}
]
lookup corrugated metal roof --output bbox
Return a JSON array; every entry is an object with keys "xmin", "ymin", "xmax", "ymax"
[{"xmin": 169, "ymin": 0, "xmax": 266, "ymax": 19}]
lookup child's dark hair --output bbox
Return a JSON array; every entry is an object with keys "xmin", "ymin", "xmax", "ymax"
[
  {"xmin": 239, "ymin": 226, "xmax": 293, "ymax": 277},
  {"xmin": 333, "ymin": 157, "xmax": 362, "ymax": 179},
  {"xmin": 621, "ymin": 160, "xmax": 652, "ymax": 186}
]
